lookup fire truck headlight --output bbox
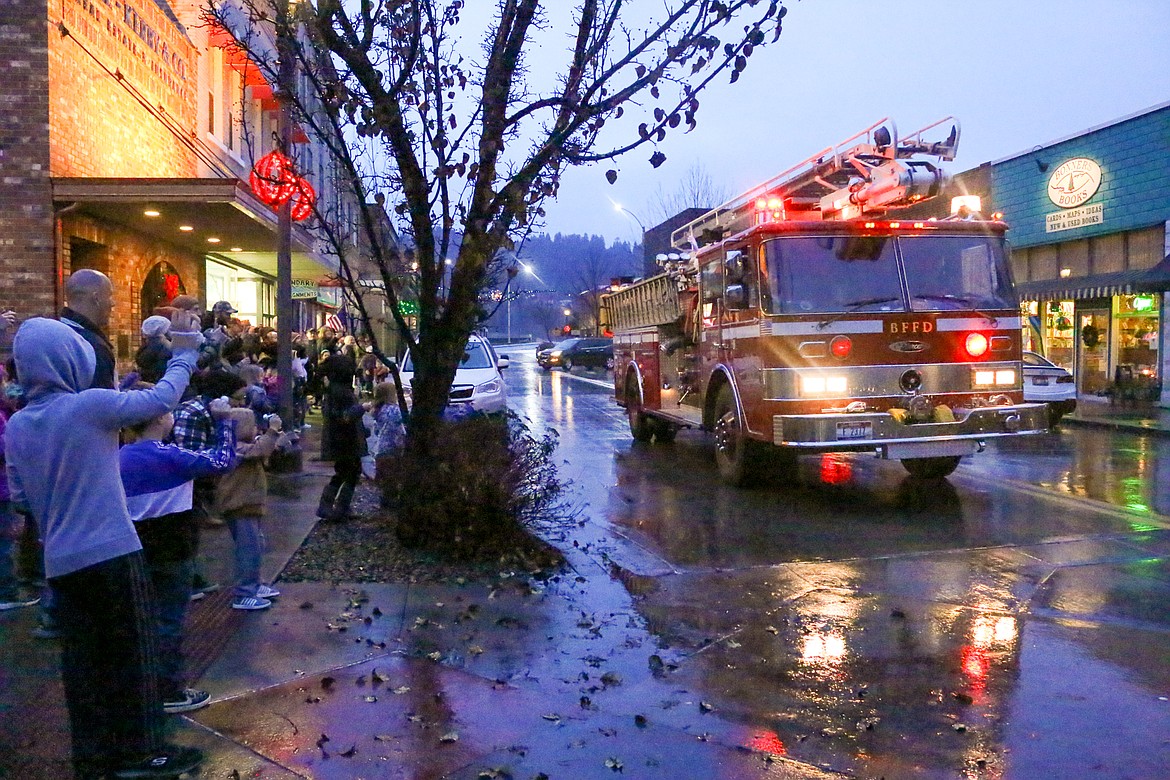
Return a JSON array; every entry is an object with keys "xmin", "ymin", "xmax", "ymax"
[
  {"xmin": 973, "ymin": 370, "xmax": 995, "ymax": 387},
  {"xmin": 802, "ymin": 376, "xmax": 826, "ymax": 394},
  {"xmin": 801, "ymin": 375, "xmax": 847, "ymax": 395}
]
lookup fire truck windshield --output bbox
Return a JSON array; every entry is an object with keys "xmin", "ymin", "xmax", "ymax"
[
  {"xmin": 762, "ymin": 233, "xmax": 1016, "ymax": 316},
  {"xmin": 901, "ymin": 235, "xmax": 1017, "ymax": 311},
  {"xmin": 764, "ymin": 235, "xmax": 903, "ymax": 315}
]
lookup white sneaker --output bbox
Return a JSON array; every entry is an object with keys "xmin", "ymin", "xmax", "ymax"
[
  {"xmin": 163, "ymin": 688, "xmax": 211, "ymax": 714},
  {"xmin": 0, "ymin": 595, "xmax": 40, "ymax": 611},
  {"xmin": 256, "ymin": 584, "xmax": 281, "ymax": 599},
  {"xmin": 231, "ymin": 596, "xmax": 272, "ymax": 611}
]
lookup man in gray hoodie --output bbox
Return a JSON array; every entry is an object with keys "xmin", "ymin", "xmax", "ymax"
[{"xmin": 6, "ymin": 315, "xmax": 204, "ymax": 780}]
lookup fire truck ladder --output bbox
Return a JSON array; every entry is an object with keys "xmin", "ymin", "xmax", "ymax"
[{"xmin": 671, "ymin": 116, "xmax": 961, "ymax": 250}]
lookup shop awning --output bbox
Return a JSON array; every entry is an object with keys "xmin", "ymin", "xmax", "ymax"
[
  {"xmin": 52, "ymin": 178, "xmax": 339, "ymax": 280},
  {"xmin": 1016, "ymin": 256, "xmax": 1170, "ymax": 301}
]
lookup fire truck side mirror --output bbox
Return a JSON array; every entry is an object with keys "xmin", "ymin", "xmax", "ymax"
[{"xmin": 724, "ymin": 283, "xmax": 749, "ymax": 311}]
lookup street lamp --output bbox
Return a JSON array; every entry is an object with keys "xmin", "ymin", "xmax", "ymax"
[
  {"xmin": 506, "ymin": 261, "xmax": 539, "ymax": 344},
  {"xmin": 614, "ymin": 202, "xmax": 646, "ymax": 233}
]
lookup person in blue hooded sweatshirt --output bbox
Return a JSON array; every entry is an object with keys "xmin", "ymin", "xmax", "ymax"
[{"xmin": 5, "ymin": 313, "xmax": 205, "ymax": 780}]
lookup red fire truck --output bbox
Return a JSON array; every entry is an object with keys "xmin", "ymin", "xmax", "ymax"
[{"xmin": 604, "ymin": 117, "xmax": 1049, "ymax": 485}]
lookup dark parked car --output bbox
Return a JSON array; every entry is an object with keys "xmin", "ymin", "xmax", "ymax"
[{"xmin": 537, "ymin": 337, "xmax": 614, "ymax": 372}]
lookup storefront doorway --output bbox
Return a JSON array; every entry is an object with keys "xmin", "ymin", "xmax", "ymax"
[{"xmin": 1077, "ymin": 306, "xmax": 1110, "ymax": 395}]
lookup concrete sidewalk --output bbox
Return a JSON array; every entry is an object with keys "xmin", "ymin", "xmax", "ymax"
[
  {"xmin": 0, "ymin": 417, "xmax": 836, "ymax": 780},
  {"xmin": 1061, "ymin": 397, "xmax": 1170, "ymax": 436}
]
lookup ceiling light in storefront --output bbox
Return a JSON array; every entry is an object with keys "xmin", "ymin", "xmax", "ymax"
[
  {"xmin": 179, "ymin": 225, "xmax": 194, "ymax": 232},
  {"xmin": 230, "ymin": 247, "xmax": 244, "ymax": 252},
  {"xmin": 1059, "ymin": 268, "xmax": 1071, "ymax": 278},
  {"xmin": 143, "ymin": 209, "xmax": 161, "ymax": 217},
  {"xmin": 207, "ymin": 237, "xmax": 221, "ymax": 244}
]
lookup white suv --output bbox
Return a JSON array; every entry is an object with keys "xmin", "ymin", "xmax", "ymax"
[{"xmin": 400, "ymin": 334, "xmax": 509, "ymax": 414}]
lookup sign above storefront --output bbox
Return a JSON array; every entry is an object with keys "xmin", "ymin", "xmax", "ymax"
[
  {"xmin": 292, "ymin": 279, "xmax": 317, "ymax": 300},
  {"xmin": 1047, "ymin": 158, "xmax": 1102, "ymax": 208},
  {"xmin": 1045, "ymin": 203, "xmax": 1104, "ymax": 233}
]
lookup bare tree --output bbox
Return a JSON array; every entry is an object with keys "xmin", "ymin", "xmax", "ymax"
[
  {"xmin": 649, "ymin": 161, "xmax": 732, "ymax": 223},
  {"xmin": 208, "ymin": 0, "xmax": 790, "ymax": 537}
]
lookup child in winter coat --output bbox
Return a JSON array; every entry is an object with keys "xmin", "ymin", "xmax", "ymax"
[
  {"xmin": 215, "ymin": 408, "xmax": 287, "ymax": 610},
  {"xmin": 120, "ymin": 395, "xmax": 236, "ymax": 713}
]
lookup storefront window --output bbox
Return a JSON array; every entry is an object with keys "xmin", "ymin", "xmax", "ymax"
[
  {"xmin": 1043, "ymin": 300, "xmax": 1075, "ymax": 371},
  {"xmin": 1021, "ymin": 300, "xmax": 1040, "ymax": 353},
  {"xmin": 1116, "ymin": 294, "xmax": 1159, "ymax": 381}
]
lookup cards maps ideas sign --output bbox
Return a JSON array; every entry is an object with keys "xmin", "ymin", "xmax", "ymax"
[{"xmin": 1045, "ymin": 158, "xmax": 1104, "ymax": 233}]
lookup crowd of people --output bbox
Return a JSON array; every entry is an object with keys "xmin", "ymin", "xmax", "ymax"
[{"xmin": 0, "ymin": 269, "xmax": 398, "ymax": 779}]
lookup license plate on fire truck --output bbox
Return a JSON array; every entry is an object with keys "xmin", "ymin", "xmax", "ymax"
[{"xmin": 836, "ymin": 421, "xmax": 873, "ymax": 440}]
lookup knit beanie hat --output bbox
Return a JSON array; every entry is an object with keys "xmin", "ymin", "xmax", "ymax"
[{"xmin": 141, "ymin": 315, "xmax": 171, "ymax": 338}]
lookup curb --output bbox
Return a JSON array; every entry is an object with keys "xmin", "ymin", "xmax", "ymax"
[{"xmin": 1060, "ymin": 415, "xmax": 1170, "ymax": 437}]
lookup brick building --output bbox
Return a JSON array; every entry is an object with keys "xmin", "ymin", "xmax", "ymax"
[{"xmin": 0, "ymin": 0, "xmax": 384, "ymax": 367}]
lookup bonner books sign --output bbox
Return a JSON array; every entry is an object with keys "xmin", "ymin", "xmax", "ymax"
[
  {"xmin": 1044, "ymin": 157, "xmax": 1104, "ymax": 233},
  {"xmin": 1045, "ymin": 203, "xmax": 1104, "ymax": 233}
]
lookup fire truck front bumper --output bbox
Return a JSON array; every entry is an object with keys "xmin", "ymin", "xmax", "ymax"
[{"xmin": 771, "ymin": 403, "xmax": 1050, "ymax": 458}]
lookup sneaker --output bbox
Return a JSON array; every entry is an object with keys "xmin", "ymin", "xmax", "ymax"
[
  {"xmin": 0, "ymin": 594, "xmax": 40, "ymax": 611},
  {"xmin": 163, "ymin": 688, "xmax": 211, "ymax": 714},
  {"xmin": 189, "ymin": 581, "xmax": 221, "ymax": 602},
  {"xmin": 110, "ymin": 745, "xmax": 203, "ymax": 779},
  {"xmin": 231, "ymin": 595, "xmax": 272, "ymax": 611},
  {"xmin": 256, "ymin": 584, "xmax": 281, "ymax": 599}
]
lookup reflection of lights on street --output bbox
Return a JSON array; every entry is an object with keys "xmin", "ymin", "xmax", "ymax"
[
  {"xmin": 819, "ymin": 453, "xmax": 853, "ymax": 484},
  {"xmin": 970, "ymin": 615, "xmax": 1017, "ymax": 648},
  {"xmin": 745, "ymin": 729, "xmax": 787, "ymax": 756},
  {"xmin": 801, "ymin": 631, "xmax": 847, "ymax": 663},
  {"xmin": 961, "ymin": 645, "xmax": 990, "ymax": 681},
  {"xmin": 994, "ymin": 616, "xmax": 1016, "ymax": 643}
]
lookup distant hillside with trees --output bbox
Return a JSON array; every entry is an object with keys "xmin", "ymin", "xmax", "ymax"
[{"xmin": 485, "ymin": 233, "xmax": 642, "ymax": 342}]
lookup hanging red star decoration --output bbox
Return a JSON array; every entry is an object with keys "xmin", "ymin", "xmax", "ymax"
[{"xmin": 249, "ymin": 150, "xmax": 316, "ymax": 222}]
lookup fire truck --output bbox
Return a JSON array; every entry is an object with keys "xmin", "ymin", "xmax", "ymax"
[{"xmin": 604, "ymin": 117, "xmax": 1049, "ymax": 485}]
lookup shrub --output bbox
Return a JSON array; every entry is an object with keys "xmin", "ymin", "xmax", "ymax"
[{"xmin": 380, "ymin": 411, "xmax": 571, "ymax": 560}]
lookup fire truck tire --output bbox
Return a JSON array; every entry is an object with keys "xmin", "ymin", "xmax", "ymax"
[
  {"xmin": 626, "ymin": 381, "xmax": 655, "ymax": 442},
  {"xmin": 713, "ymin": 384, "xmax": 757, "ymax": 486},
  {"xmin": 901, "ymin": 456, "xmax": 961, "ymax": 480}
]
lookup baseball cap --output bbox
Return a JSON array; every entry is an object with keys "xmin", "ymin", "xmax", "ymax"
[{"xmin": 212, "ymin": 300, "xmax": 238, "ymax": 314}]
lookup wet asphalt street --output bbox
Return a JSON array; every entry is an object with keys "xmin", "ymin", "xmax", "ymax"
[{"xmin": 505, "ymin": 346, "xmax": 1170, "ymax": 779}]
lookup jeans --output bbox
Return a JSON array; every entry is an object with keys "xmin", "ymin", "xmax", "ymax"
[
  {"xmin": 145, "ymin": 557, "xmax": 194, "ymax": 700},
  {"xmin": 52, "ymin": 551, "xmax": 166, "ymax": 778},
  {"xmin": 225, "ymin": 512, "xmax": 264, "ymax": 599}
]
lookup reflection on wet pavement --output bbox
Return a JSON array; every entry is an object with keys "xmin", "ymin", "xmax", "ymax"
[{"xmin": 508, "ymin": 355, "xmax": 1170, "ymax": 778}]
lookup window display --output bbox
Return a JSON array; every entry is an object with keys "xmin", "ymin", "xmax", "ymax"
[
  {"xmin": 1116, "ymin": 294, "xmax": 1159, "ymax": 381},
  {"xmin": 1043, "ymin": 300, "xmax": 1075, "ymax": 371}
]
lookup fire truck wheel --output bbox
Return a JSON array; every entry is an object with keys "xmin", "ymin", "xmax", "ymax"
[
  {"xmin": 713, "ymin": 384, "xmax": 756, "ymax": 486},
  {"xmin": 626, "ymin": 381, "xmax": 655, "ymax": 442},
  {"xmin": 901, "ymin": 456, "xmax": 961, "ymax": 480}
]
